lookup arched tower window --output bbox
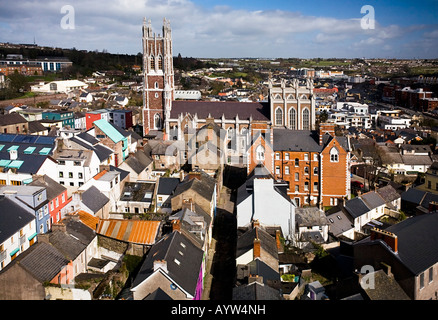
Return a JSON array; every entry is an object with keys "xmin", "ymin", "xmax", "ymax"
[
  {"xmin": 302, "ymin": 108, "xmax": 310, "ymax": 130},
  {"xmin": 154, "ymin": 114, "xmax": 162, "ymax": 129},
  {"xmin": 149, "ymin": 55, "xmax": 155, "ymax": 71},
  {"xmin": 275, "ymin": 108, "xmax": 283, "ymax": 126},
  {"xmin": 289, "ymin": 108, "xmax": 296, "ymax": 130},
  {"xmin": 158, "ymin": 55, "xmax": 163, "ymax": 70}
]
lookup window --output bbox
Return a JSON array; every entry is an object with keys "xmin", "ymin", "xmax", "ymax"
[
  {"xmin": 295, "ymin": 158, "xmax": 299, "ymax": 167},
  {"xmin": 289, "ymin": 108, "xmax": 296, "ymax": 130},
  {"xmin": 330, "ymin": 148, "xmax": 339, "ymax": 162},
  {"xmin": 150, "ymin": 56, "xmax": 155, "ymax": 70},
  {"xmin": 74, "ymin": 161, "xmax": 81, "ymax": 166},
  {"xmin": 314, "ymin": 154, "xmax": 318, "ymax": 161},
  {"xmin": 78, "ymin": 172, "xmax": 83, "ymax": 179},
  {"xmin": 69, "ymin": 172, "xmax": 73, "ymax": 178},
  {"xmin": 295, "ymin": 172, "xmax": 299, "ymax": 181},
  {"xmin": 154, "ymin": 114, "xmax": 161, "ymax": 129},
  {"xmin": 295, "ymin": 185, "xmax": 299, "ymax": 192},
  {"xmin": 304, "ymin": 167, "xmax": 309, "ymax": 175},
  {"xmin": 275, "ymin": 166, "xmax": 280, "ymax": 175},
  {"xmin": 285, "ymin": 153, "xmax": 289, "ymax": 161},
  {"xmin": 304, "ymin": 182, "xmax": 309, "ymax": 191},
  {"xmin": 285, "ymin": 166, "xmax": 289, "ymax": 175},
  {"xmin": 59, "ymin": 172, "xmax": 64, "ymax": 178},
  {"xmin": 58, "ymin": 160, "xmax": 65, "ymax": 165},
  {"xmin": 256, "ymin": 145, "xmax": 265, "ymax": 161},
  {"xmin": 304, "ymin": 154, "xmax": 309, "ymax": 161},
  {"xmin": 313, "ymin": 182, "xmax": 318, "ymax": 192},
  {"xmin": 61, "ymin": 194, "xmax": 65, "ymax": 203},
  {"xmin": 158, "ymin": 55, "xmax": 163, "ymax": 70},
  {"xmin": 154, "ymin": 81, "xmax": 159, "ymax": 89},
  {"xmin": 429, "ymin": 267, "xmax": 434, "ymax": 283},
  {"xmin": 302, "ymin": 108, "xmax": 310, "ymax": 130},
  {"xmin": 275, "ymin": 153, "xmax": 280, "ymax": 160},
  {"xmin": 275, "ymin": 108, "xmax": 283, "ymax": 126},
  {"xmin": 420, "ymin": 273, "xmax": 425, "ymax": 289},
  {"xmin": 70, "ymin": 182, "xmax": 74, "ymax": 186},
  {"xmin": 314, "ymin": 167, "xmax": 318, "ymax": 175}
]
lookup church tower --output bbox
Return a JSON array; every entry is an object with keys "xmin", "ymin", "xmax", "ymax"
[{"xmin": 142, "ymin": 18, "xmax": 174, "ymax": 136}]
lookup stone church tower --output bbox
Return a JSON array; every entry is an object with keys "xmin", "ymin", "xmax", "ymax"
[{"xmin": 142, "ymin": 18, "xmax": 174, "ymax": 136}]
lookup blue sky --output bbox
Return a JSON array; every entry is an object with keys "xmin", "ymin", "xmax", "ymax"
[{"xmin": 0, "ymin": 0, "xmax": 437, "ymax": 59}]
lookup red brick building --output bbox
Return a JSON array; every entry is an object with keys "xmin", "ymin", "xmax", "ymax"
[{"xmin": 271, "ymin": 123, "xmax": 351, "ymax": 208}]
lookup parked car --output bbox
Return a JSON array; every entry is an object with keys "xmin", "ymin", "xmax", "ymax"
[{"xmin": 351, "ymin": 180, "xmax": 364, "ymax": 189}]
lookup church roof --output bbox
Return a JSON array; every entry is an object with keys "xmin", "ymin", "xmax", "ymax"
[{"xmin": 170, "ymin": 100, "xmax": 270, "ymax": 121}]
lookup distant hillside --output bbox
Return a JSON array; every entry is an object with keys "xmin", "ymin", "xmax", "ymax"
[{"xmin": 0, "ymin": 45, "xmax": 214, "ymax": 77}]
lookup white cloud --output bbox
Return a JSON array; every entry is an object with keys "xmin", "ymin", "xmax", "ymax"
[{"xmin": 0, "ymin": 0, "xmax": 432, "ymax": 58}]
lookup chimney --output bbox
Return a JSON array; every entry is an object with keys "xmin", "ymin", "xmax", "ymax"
[
  {"xmin": 188, "ymin": 171, "xmax": 201, "ymax": 181},
  {"xmin": 370, "ymin": 228, "xmax": 398, "ymax": 253},
  {"xmin": 380, "ymin": 262, "xmax": 393, "ymax": 278},
  {"xmin": 253, "ymin": 238, "xmax": 261, "ymax": 259},
  {"xmin": 248, "ymin": 274, "xmax": 264, "ymax": 284},
  {"xmin": 38, "ymin": 233, "xmax": 50, "ymax": 244},
  {"xmin": 9, "ymin": 149, "xmax": 18, "ymax": 160},
  {"xmin": 172, "ymin": 219, "xmax": 181, "ymax": 232},
  {"xmin": 182, "ymin": 198, "xmax": 193, "ymax": 211},
  {"xmin": 153, "ymin": 260, "xmax": 168, "ymax": 273},
  {"xmin": 252, "ymin": 219, "xmax": 260, "ymax": 229},
  {"xmin": 275, "ymin": 230, "xmax": 283, "ymax": 253},
  {"xmin": 319, "ymin": 123, "xmax": 335, "ymax": 145},
  {"xmin": 52, "ymin": 223, "xmax": 67, "ymax": 233}
]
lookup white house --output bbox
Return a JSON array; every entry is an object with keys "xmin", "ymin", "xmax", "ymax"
[
  {"xmin": 0, "ymin": 196, "xmax": 37, "ymax": 271},
  {"xmin": 236, "ymin": 166, "xmax": 296, "ymax": 240},
  {"xmin": 344, "ymin": 191, "xmax": 386, "ymax": 234},
  {"xmin": 31, "ymin": 80, "xmax": 88, "ymax": 94}
]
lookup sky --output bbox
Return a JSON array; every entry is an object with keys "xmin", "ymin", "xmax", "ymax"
[{"xmin": 0, "ymin": 0, "xmax": 437, "ymax": 59}]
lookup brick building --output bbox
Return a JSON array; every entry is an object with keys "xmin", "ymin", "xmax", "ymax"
[{"xmin": 272, "ymin": 123, "xmax": 351, "ymax": 208}]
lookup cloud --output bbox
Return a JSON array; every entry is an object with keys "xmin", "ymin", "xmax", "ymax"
[{"xmin": 0, "ymin": 0, "xmax": 433, "ymax": 58}]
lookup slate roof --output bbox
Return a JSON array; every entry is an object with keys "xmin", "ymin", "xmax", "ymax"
[
  {"xmin": 359, "ymin": 212, "xmax": 438, "ymax": 276},
  {"xmin": 401, "ymin": 188, "xmax": 428, "ymax": 206},
  {"xmin": 246, "ymin": 259, "xmax": 281, "ymax": 286},
  {"xmin": 81, "ymin": 186, "xmax": 109, "ymax": 214},
  {"xmin": 376, "ymin": 185, "xmax": 401, "ymax": 203},
  {"xmin": 0, "ymin": 195, "xmax": 35, "ymax": 244},
  {"xmin": 295, "ymin": 207, "xmax": 329, "ymax": 227},
  {"xmin": 131, "ymin": 230, "xmax": 204, "ymax": 297},
  {"xmin": 144, "ymin": 288, "xmax": 173, "ymax": 300},
  {"xmin": 326, "ymin": 209, "xmax": 354, "ymax": 237},
  {"xmin": 360, "ymin": 192, "xmax": 386, "ymax": 210},
  {"xmin": 28, "ymin": 121, "xmax": 48, "ymax": 134},
  {"xmin": 360, "ymin": 270, "xmax": 410, "ymax": 300},
  {"xmin": 0, "ymin": 151, "xmax": 52, "ymax": 174},
  {"xmin": 169, "ymin": 205, "xmax": 212, "ymax": 248},
  {"xmin": 232, "ymin": 281, "xmax": 282, "ymax": 300},
  {"xmin": 14, "ymin": 242, "xmax": 70, "ymax": 283},
  {"xmin": 157, "ymin": 177, "xmax": 180, "ymax": 195},
  {"xmin": 0, "ymin": 133, "xmax": 56, "ymax": 155},
  {"xmin": 172, "ymin": 171, "xmax": 216, "ymax": 202},
  {"xmin": 120, "ymin": 182, "xmax": 155, "ymax": 202},
  {"xmin": 236, "ymin": 226, "xmax": 279, "ymax": 261},
  {"xmin": 344, "ymin": 197, "xmax": 371, "ymax": 219},
  {"xmin": 124, "ymin": 150, "xmax": 153, "ymax": 174},
  {"xmin": 170, "ymin": 100, "xmax": 270, "ymax": 121},
  {"xmin": 0, "ymin": 113, "xmax": 27, "ymax": 125},
  {"xmin": 28, "ymin": 175, "xmax": 66, "ymax": 202},
  {"xmin": 273, "ymin": 129, "xmax": 323, "ymax": 152}
]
